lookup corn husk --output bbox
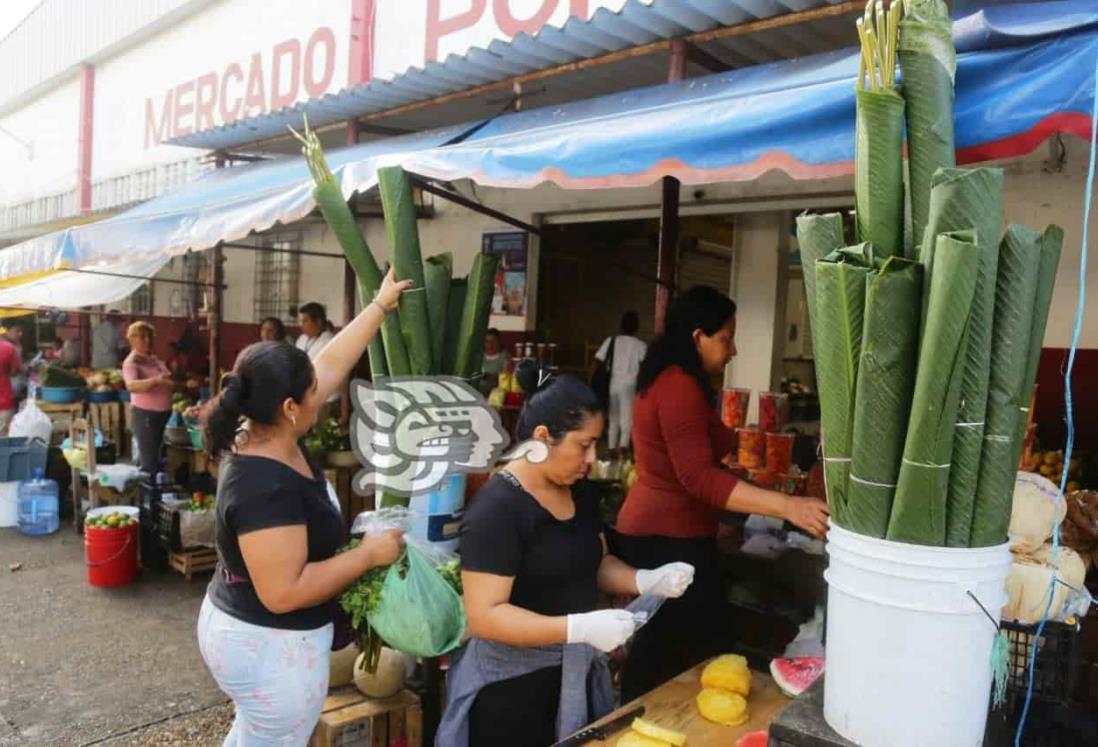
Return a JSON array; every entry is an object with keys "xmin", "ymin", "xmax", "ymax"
[
  {"xmin": 795, "ymin": 213, "xmax": 846, "ymax": 342},
  {"xmin": 846, "ymin": 256, "xmax": 923, "ymax": 538},
  {"xmin": 814, "ymin": 245, "xmax": 873, "ymax": 526},
  {"xmin": 888, "ymin": 230, "xmax": 979, "ymax": 545},
  {"xmin": 377, "ymin": 166, "xmax": 434, "ymax": 376},
  {"xmin": 899, "ymin": 0, "xmax": 956, "ymax": 249},
  {"xmin": 969, "ymin": 226, "xmax": 1043, "ymax": 548}
]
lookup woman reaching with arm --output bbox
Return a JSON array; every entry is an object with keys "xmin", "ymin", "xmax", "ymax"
[
  {"xmin": 197, "ymin": 269, "xmax": 411, "ymax": 747},
  {"xmin": 437, "ymin": 360, "xmax": 695, "ymax": 747},
  {"xmin": 615, "ymin": 286, "xmax": 829, "ymax": 702}
]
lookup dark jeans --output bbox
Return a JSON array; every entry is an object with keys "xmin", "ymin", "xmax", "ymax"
[
  {"xmin": 611, "ymin": 533, "xmax": 732, "ymax": 703},
  {"xmin": 131, "ymin": 407, "xmax": 171, "ymax": 475}
]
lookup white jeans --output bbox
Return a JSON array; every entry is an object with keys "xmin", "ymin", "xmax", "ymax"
[
  {"xmin": 197, "ymin": 596, "xmax": 333, "ymax": 746},
  {"xmin": 608, "ymin": 384, "xmax": 636, "ymax": 450}
]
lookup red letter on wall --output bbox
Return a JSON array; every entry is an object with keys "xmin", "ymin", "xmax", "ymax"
[
  {"xmin": 270, "ymin": 38, "xmax": 302, "ymax": 110},
  {"xmin": 195, "ymin": 72, "xmax": 218, "ymax": 132},
  {"xmin": 304, "ymin": 27, "xmax": 336, "ymax": 98},
  {"xmin": 173, "ymin": 80, "xmax": 196, "ymax": 137},
  {"xmin": 243, "ymin": 52, "xmax": 267, "ymax": 116},
  {"xmin": 144, "ymin": 91, "xmax": 173, "ymax": 150},
  {"xmin": 426, "ymin": 0, "xmax": 486, "ymax": 63},
  {"xmin": 219, "ymin": 63, "xmax": 244, "ymax": 124},
  {"xmin": 492, "ymin": 0, "xmax": 558, "ymax": 37}
]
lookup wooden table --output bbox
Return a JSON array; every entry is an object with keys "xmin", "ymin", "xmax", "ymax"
[
  {"xmin": 586, "ymin": 663, "xmax": 790, "ymax": 745},
  {"xmin": 38, "ymin": 401, "xmax": 85, "ymax": 445}
]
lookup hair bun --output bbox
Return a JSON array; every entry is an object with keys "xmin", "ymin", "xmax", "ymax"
[{"xmin": 513, "ymin": 358, "xmax": 545, "ymax": 395}]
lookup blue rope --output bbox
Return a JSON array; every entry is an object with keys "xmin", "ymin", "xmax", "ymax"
[{"xmin": 1014, "ymin": 38, "xmax": 1098, "ymax": 747}]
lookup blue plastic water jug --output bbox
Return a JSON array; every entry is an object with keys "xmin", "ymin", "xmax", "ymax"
[{"xmin": 17, "ymin": 468, "xmax": 59, "ymax": 536}]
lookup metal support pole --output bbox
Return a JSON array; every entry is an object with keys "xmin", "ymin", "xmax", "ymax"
[
  {"xmin": 209, "ymin": 244, "xmax": 224, "ymax": 391},
  {"xmin": 655, "ymin": 39, "xmax": 687, "ymax": 334}
]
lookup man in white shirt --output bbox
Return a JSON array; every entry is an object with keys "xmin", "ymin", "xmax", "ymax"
[
  {"xmin": 92, "ymin": 311, "xmax": 127, "ymax": 370},
  {"xmin": 594, "ymin": 311, "xmax": 647, "ymax": 458},
  {"xmin": 295, "ymin": 302, "xmax": 338, "ymax": 406}
]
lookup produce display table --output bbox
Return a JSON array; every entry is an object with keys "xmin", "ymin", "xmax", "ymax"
[
  {"xmin": 87, "ymin": 401, "xmax": 124, "ymax": 456},
  {"xmin": 39, "ymin": 401, "xmax": 85, "ymax": 445},
  {"xmin": 769, "ymin": 679, "xmax": 855, "ymax": 747},
  {"xmin": 584, "ymin": 662, "xmax": 789, "ymax": 745}
]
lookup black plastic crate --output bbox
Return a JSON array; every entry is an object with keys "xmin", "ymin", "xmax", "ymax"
[
  {"xmin": 154, "ymin": 503, "xmax": 182, "ymax": 553},
  {"xmin": 1002, "ymin": 619, "xmax": 1082, "ymax": 706}
]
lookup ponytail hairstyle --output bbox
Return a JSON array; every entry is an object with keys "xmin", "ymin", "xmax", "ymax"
[
  {"xmin": 637, "ymin": 286, "xmax": 737, "ymax": 399},
  {"xmin": 513, "ymin": 358, "xmax": 602, "ymax": 442},
  {"xmin": 204, "ymin": 341, "xmax": 314, "ymax": 458}
]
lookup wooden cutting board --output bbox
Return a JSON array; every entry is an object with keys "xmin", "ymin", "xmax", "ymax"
[{"xmin": 589, "ymin": 665, "xmax": 790, "ymax": 746}]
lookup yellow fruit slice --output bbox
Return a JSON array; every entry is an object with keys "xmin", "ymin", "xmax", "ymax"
[
  {"xmin": 697, "ymin": 688, "xmax": 750, "ymax": 726},
  {"xmin": 617, "ymin": 730, "xmax": 673, "ymax": 747},
  {"xmin": 701, "ymin": 654, "xmax": 752, "ymax": 697},
  {"xmin": 631, "ymin": 717, "xmax": 687, "ymax": 746}
]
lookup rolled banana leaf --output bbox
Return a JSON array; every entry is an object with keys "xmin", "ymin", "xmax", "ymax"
[
  {"xmin": 442, "ymin": 278, "xmax": 468, "ymax": 376},
  {"xmin": 795, "ymin": 213, "xmax": 845, "ymax": 344},
  {"xmin": 1012, "ymin": 226, "xmax": 1064, "ymax": 466},
  {"xmin": 307, "ymin": 175, "xmax": 395, "ymax": 377},
  {"xmin": 377, "ymin": 166, "xmax": 434, "ymax": 376},
  {"xmin": 888, "ymin": 230, "xmax": 979, "ymax": 546},
  {"xmin": 969, "ymin": 226, "xmax": 1043, "ymax": 548},
  {"xmin": 915, "ymin": 168, "xmax": 1004, "ymax": 546},
  {"xmin": 814, "ymin": 245, "xmax": 873, "ymax": 526},
  {"xmin": 453, "ymin": 253, "xmax": 501, "ymax": 381},
  {"xmin": 846, "ymin": 257, "xmax": 923, "ymax": 539},
  {"xmin": 854, "ymin": 88, "xmax": 905, "ymax": 258},
  {"xmin": 424, "ymin": 253, "xmax": 453, "ymax": 374},
  {"xmin": 899, "ymin": 0, "xmax": 956, "ymax": 250}
]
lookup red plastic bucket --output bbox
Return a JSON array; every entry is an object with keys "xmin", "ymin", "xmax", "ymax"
[{"xmin": 85, "ymin": 523, "xmax": 138, "ymax": 587}]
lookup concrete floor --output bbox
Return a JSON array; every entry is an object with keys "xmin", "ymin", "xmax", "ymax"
[{"xmin": 0, "ymin": 528, "xmax": 229, "ymax": 746}]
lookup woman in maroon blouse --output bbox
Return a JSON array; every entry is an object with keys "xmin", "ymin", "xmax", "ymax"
[{"xmin": 614, "ymin": 286, "xmax": 829, "ymax": 701}]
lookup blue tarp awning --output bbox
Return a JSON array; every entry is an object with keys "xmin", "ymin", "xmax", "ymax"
[{"xmin": 0, "ymin": 1, "xmax": 1094, "ymax": 304}]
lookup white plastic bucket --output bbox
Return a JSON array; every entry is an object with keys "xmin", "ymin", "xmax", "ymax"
[
  {"xmin": 824, "ymin": 522, "xmax": 1011, "ymax": 747},
  {"xmin": 0, "ymin": 482, "xmax": 19, "ymax": 527}
]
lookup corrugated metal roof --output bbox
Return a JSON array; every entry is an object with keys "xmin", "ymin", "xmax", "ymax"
[
  {"xmin": 0, "ymin": 0, "xmax": 215, "ymax": 113},
  {"xmin": 170, "ymin": 0, "xmax": 859, "ymax": 151}
]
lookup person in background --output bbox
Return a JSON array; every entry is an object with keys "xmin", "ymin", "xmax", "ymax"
[
  {"xmin": 2, "ymin": 322, "xmax": 27, "ymax": 404},
  {"xmin": 259, "ymin": 317, "xmax": 287, "ymax": 343},
  {"xmin": 590, "ymin": 311, "xmax": 646, "ymax": 460},
  {"xmin": 480, "ymin": 328, "xmax": 510, "ymax": 396},
  {"xmin": 614, "ymin": 286, "xmax": 829, "ymax": 702},
  {"xmin": 0, "ymin": 334, "xmax": 21, "ymax": 436},
  {"xmin": 92, "ymin": 310, "xmax": 128, "ymax": 370},
  {"xmin": 438, "ymin": 360, "xmax": 695, "ymax": 747},
  {"xmin": 296, "ymin": 303, "xmax": 339, "ymax": 413},
  {"xmin": 122, "ymin": 322, "xmax": 174, "ymax": 474},
  {"xmin": 198, "ymin": 269, "xmax": 410, "ymax": 746},
  {"xmin": 295, "ymin": 303, "xmax": 335, "ymax": 360},
  {"xmin": 59, "ymin": 337, "xmax": 81, "ymax": 368},
  {"xmin": 167, "ymin": 332, "xmax": 208, "ymax": 379}
]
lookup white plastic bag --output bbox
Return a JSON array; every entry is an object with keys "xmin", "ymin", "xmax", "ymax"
[
  {"xmin": 352, "ymin": 507, "xmax": 456, "ymax": 566},
  {"xmin": 9, "ymin": 392, "xmax": 52, "ymax": 445}
]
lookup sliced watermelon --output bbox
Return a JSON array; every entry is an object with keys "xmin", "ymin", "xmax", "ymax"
[
  {"xmin": 770, "ymin": 656, "xmax": 825, "ymax": 698},
  {"xmin": 736, "ymin": 731, "xmax": 770, "ymax": 747}
]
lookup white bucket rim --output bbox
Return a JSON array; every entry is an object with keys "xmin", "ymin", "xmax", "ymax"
[
  {"xmin": 828, "ymin": 520, "xmax": 1011, "ymax": 560},
  {"xmin": 86, "ymin": 505, "xmax": 139, "ymax": 519}
]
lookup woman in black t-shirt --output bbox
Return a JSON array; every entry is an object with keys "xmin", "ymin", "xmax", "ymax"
[
  {"xmin": 197, "ymin": 269, "xmax": 409, "ymax": 746},
  {"xmin": 437, "ymin": 362, "xmax": 698, "ymax": 747}
]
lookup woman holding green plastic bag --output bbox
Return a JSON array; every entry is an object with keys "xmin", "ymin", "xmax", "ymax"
[{"xmin": 437, "ymin": 360, "xmax": 696, "ymax": 747}]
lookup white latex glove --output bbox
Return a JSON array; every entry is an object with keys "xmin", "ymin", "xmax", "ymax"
[
  {"xmin": 566, "ymin": 610, "xmax": 637, "ymax": 652},
  {"xmin": 635, "ymin": 562, "xmax": 695, "ymax": 599}
]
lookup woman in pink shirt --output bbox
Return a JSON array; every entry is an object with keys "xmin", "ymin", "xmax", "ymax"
[{"xmin": 122, "ymin": 321, "xmax": 174, "ymax": 474}]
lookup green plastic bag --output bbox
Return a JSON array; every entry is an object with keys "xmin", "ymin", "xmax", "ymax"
[{"xmin": 366, "ymin": 544, "xmax": 466, "ymax": 658}]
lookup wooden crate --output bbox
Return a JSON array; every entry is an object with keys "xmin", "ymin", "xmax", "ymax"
[
  {"xmin": 169, "ymin": 548, "xmax": 217, "ymax": 581},
  {"xmin": 311, "ymin": 688, "xmax": 421, "ymax": 747}
]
